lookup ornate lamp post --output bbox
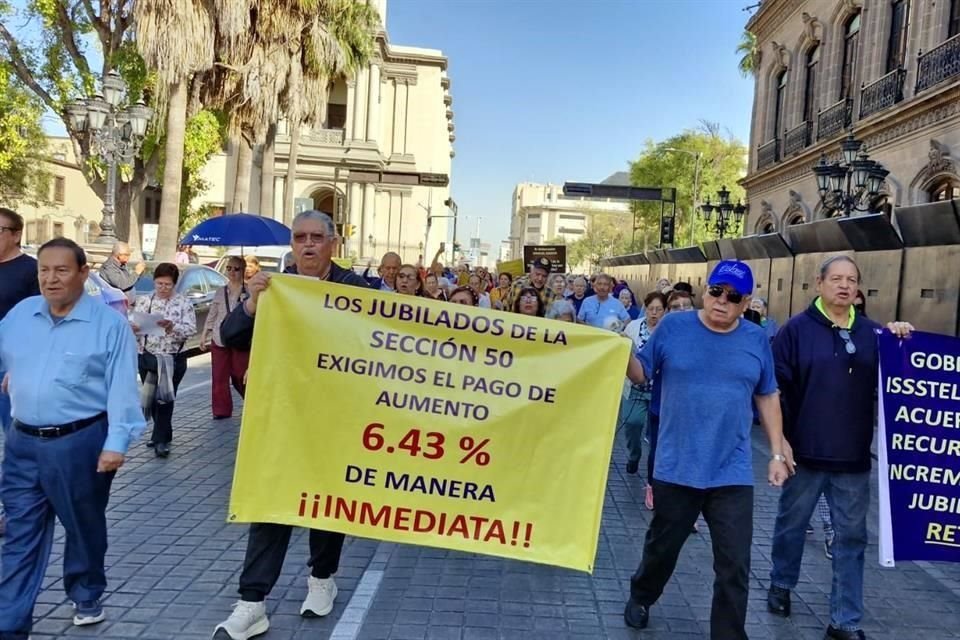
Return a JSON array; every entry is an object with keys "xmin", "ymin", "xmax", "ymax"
[
  {"xmin": 64, "ymin": 70, "xmax": 152, "ymax": 243},
  {"xmin": 699, "ymin": 186, "xmax": 747, "ymax": 238},
  {"xmin": 812, "ymin": 132, "xmax": 890, "ymax": 217}
]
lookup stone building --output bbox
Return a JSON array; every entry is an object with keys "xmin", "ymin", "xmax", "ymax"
[
  {"xmin": 193, "ymin": 0, "xmax": 454, "ymax": 264},
  {"xmin": 742, "ymin": 0, "xmax": 960, "ymax": 233}
]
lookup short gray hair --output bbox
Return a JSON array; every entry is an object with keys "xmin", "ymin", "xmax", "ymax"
[
  {"xmin": 818, "ymin": 255, "xmax": 861, "ymax": 282},
  {"xmin": 292, "ymin": 210, "xmax": 336, "ymax": 236},
  {"xmin": 111, "ymin": 241, "xmax": 130, "ymax": 256},
  {"xmin": 545, "ymin": 299, "xmax": 576, "ymax": 320}
]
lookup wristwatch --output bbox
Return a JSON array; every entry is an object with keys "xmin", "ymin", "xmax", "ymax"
[{"xmin": 771, "ymin": 454, "xmax": 787, "ymax": 463}]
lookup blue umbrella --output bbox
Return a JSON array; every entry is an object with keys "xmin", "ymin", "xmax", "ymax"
[{"xmin": 180, "ymin": 213, "xmax": 291, "ymax": 247}]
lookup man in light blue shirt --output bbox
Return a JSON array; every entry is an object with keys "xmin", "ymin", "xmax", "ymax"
[
  {"xmin": 0, "ymin": 238, "xmax": 144, "ymax": 639},
  {"xmin": 577, "ymin": 273, "xmax": 630, "ymax": 330}
]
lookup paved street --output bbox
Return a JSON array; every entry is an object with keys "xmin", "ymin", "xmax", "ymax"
[{"xmin": 7, "ymin": 353, "xmax": 960, "ymax": 640}]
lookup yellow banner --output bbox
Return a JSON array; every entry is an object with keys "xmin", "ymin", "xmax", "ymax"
[
  {"xmin": 497, "ymin": 259, "xmax": 524, "ymax": 277},
  {"xmin": 229, "ymin": 275, "xmax": 630, "ymax": 571}
]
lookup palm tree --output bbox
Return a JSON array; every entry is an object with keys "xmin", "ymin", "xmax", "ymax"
[
  {"xmin": 737, "ymin": 30, "xmax": 759, "ymax": 78},
  {"xmin": 135, "ymin": 0, "xmax": 216, "ymax": 260}
]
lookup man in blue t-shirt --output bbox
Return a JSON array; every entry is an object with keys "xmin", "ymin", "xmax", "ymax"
[
  {"xmin": 623, "ymin": 259, "xmax": 792, "ymax": 639},
  {"xmin": 577, "ymin": 273, "xmax": 629, "ymax": 330}
]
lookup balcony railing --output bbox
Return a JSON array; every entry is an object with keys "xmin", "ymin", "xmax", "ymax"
[
  {"xmin": 817, "ymin": 98, "xmax": 853, "ymax": 142},
  {"xmin": 757, "ymin": 138, "xmax": 779, "ymax": 170},
  {"xmin": 860, "ymin": 68, "xmax": 906, "ymax": 119},
  {"xmin": 783, "ymin": 121, "xmax": 812, "ymax": 156},
  {"xmin": 916, "ymin": 33, "xmax": 960, "ymax": 93},
  {"xmin": 302, "ymin": 128, "xmax": 346, "ymax": 145}
]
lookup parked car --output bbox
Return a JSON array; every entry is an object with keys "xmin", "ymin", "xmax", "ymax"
[
  {"xmin": 132, "ymin": 263, "xmax": 227, "ymax": 353},
  {"xmin": 214, "ymin": 246, "xmax": 292, "ymax": 275}
]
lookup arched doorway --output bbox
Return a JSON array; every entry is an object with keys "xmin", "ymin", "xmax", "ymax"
[
  {"xmin": 307, "ymin": 187, "xmax": 344, "ymax": 257},
  {"xmin": 310, "ymin": 188, "xmax": 336, "ymax": 215}
]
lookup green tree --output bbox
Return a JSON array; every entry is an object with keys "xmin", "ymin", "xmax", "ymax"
[
  {"xmin": 0, "ymin": 63, "xmax": 49, "ymax": 205},
  {"xmin": 737, "ymin": 30, "xmax": 759, "ymax": 78},
  {"xmin": 565, "ymin": 214, "xmax": 632, "ymax": 272},
  {"xmin": 0, "ymin": 0, "xmax": 155, "ymax": 249},
  {"xmin": 629, "ymin": 121, "xmax": 748, "ymax": 248}
]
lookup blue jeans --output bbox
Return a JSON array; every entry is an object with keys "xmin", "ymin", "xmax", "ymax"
[
  {"xmin": 0, "ymin": 417, "xmax": 115, "ymax": 637},
  {"xmin": 769, "ymin": 465, "xmax": 869, "ymax": 631},
  {"xmin": 619, "ymin": 386, "xmax": 650, "ymax": 465}
]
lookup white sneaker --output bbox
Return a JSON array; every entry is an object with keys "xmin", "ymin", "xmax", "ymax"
[
  {"xmin": 213, "ymin": 601, "xmax": 269, "ymax": 640},
  {"xmin": 300, "ymin": 576, "xmax": 337, "ymax": 617}
]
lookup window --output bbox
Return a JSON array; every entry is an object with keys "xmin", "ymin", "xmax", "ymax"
[
  {"xmin": 25, "ymin": 221, "xmax": 40, "ymax": 245},
  {"xmin": 179, "ymin": 270, "xmax": 207, "ymax": 297},
  {"xmin": 930, "ymin": 178, "xmax": 960, "ymax": 201},
  {"xmin": 886, "ymin": 0, "xmax": 909, "ymax": 73},
  {"xmin": 327, "ymin": 103, "xmax": 347, "ymax": 129},
  {"xmin": 841, "ymin": 12, "xmax": 862, "ymax": 99},
  {"xmin": 803, "ymin": 45, "xmax": 819, "ymax": 124},
  {"xmin": 773, "ymin": 70, "xmax": 788, "ymax": 139},
  {"xmin": 951, "ymin": 0, "xmax": 960, "ymax": 38},
  {"xmin": 52, "ymin": 222, "xmax": 64, "ymax": 238},
  {"xmin": 201, "ymin": 269, "xmax": 228, "ymax": 290},
  {"xmin": 52, "ymin": 176, "xmax": 65, "ymax": 204}
]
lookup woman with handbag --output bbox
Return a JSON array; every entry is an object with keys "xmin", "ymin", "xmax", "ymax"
[
  {"xmin": 130, "ymin": 262, "xmax": 197, "ymax": 458},
  {"xmin": 200, "ymin": 255, "xmax": 250, "ymax": 418}
]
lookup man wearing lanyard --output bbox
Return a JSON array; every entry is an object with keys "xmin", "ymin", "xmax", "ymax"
[
  {"xmin": 0, "ymin": 238, "xmax": 144, "ymax": 638},
  {"xmin": 214, "ymin": 210, "xmax": 369, "ymax": 640},
  {"xmin": 766, "ymin": 255, "xmax": 913, "ymax": 640}
]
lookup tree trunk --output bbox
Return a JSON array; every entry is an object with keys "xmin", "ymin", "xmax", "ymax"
[
  {"xmin": 232, "ymin": 135, "xmax": 253, "ymax": 213},
  {"xmin": 283, "ymin": 122, "xmax": 300, "ymax": 226},
  {"xmin": 155, "ymin": 80, "xmax": 189, "ymax": 262},
  {"xmin": 260, "ymin": 124, "xmax": 276, "ymax": 219}
]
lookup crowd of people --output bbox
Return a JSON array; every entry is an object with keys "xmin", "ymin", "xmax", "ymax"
[{"xmin": 0, "ymin": 205, "xmax": 917, "ymax": 640}]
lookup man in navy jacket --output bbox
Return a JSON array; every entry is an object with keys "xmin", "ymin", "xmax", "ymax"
[{"xmin": 766, "ymin": 255, "xmax": 912, "ymax": 640}]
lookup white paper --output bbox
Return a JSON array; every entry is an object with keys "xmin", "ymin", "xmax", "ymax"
[{"xmin": 130, "ymin": 311, "xmax": 166, "ymax": 336}]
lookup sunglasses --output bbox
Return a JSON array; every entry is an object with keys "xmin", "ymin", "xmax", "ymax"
[
  {"xmin": 707, "ymin": 285, "xmax": 744, "ymax": 304},
  {"xmin": 225, "ymin": 266, "xmax": 242, "ymax": 272},
  {"xmin": 838, "ymin": 328, "xmax": 856, "ymax": 355}
]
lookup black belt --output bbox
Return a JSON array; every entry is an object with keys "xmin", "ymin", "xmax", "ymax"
[{"xmin": 14, "ymin": 412, "xmax": 107, "ymax": 439}]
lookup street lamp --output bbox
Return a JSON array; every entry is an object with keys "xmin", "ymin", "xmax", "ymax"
[
  {"xmin": 662, "ymin": 147, "xmax": 702, "ymax": 246},
  {"xmin": 699, "ymin": 186, "xmax": 747, "ymax": 238},
  {"xmin": 65, "ymin": 70, "xmax": 153, "ymax": 243},
  {"xmin": 812, "ymin": 132, "xmax": 890, "ymax": 217}
]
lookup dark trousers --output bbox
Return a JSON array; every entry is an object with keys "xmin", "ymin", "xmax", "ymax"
[
  {"xmin": 210, "ymin": 344, "xmax": 249, "ymax": 418},
  {"xmin": 0, "ymin": 418, "xmax": 114, "ymax": 638},
  {"xmin": 630, "ymin": 480, "xmax": 753, "ymax": 640},
  {"xmin": 138, "ymin": 354, "xmax": 187, "ymax": 444},
  {"xmin": 646, "ymin": 413, "xmax": 660, "ymax": 485},
  {"xmin": 238, "ymin": 523, "xmax": 345, "ymax": 602}
]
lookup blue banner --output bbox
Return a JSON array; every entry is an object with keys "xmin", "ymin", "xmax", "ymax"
[{"xmin": 878, "ymin": 330, "xmax": 960, "ymax": 566}]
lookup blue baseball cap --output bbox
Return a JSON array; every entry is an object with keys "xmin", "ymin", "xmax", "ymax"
[{"xmin": 708, "ymin": 260, "xmax": 754, "ymax": 297}]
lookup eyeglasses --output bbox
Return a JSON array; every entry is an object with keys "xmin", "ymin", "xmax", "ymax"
[
  {"xmin": 520, "ymin": 294, "xmax": 539, "ymax": 302},
  {"xmin": 154, "ymin": 281, "xmax": 175, "ymax": 289},
  {"xmin": 707, "ymin": 285, "xmax": 744, "ymax": 304},
  {"xmin": 838, "ymin": 328, "xmax": 856, "ymax": 355},
  {"xmin": 292, "ymin": 232, "xmax": 330, "ymax": 243}
]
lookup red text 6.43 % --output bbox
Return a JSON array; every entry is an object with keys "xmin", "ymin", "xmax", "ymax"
[{"xmin": 362, "ymin": 423, "xmax": 491, "ymax": 466}]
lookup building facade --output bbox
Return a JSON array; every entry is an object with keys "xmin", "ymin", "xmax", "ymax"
[
  {"xmin": 742, "ymin": 0, "xmax": 960, "ymax": 233},
  {"xmin": 508, "ymin": 181, "xmax": 631, "ymax": 262},
  {"xmin": 194, "ymin": 0, "xmax": 455, "ymax": 264}
]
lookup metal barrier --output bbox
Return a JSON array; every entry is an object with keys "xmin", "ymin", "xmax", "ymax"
[{"xmin": 600, "ymin": 200, "xmax": 960, "ymax": 336}]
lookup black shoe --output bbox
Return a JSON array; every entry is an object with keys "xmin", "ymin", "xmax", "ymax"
[
  {"xmin": 145, "ymin": 441, "xmax": 155, "ymax": 448},
  {"xmin": 767, "ymin": 585, "xmax": 791, "ymax": 617},
  {"xmin": 623, "ymin": 601, "xmax": 649, "ymax": 629},
  {"xmin": 626, "ymin": 459, "xmax": 639, "ymax": 475},
  {"xmin": 155, "ymin": 443, "xmax": 170, "ymax": 458},
  {"xmin": 825, "ymin": 625, "xmax": 865, "ymax": 640}
]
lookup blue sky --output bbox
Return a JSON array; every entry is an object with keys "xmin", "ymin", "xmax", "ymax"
[{"xmin": 387, "ymin": 0, "xmax": 757, "ymax": 248}]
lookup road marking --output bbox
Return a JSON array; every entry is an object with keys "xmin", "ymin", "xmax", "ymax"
[
  {"xmin": 329, "ymin": 568, "xmax": 385, "ymax": 640},
  {"xmin": 177, "ymin": 380, "xmax": 211, "ymax": 396}
]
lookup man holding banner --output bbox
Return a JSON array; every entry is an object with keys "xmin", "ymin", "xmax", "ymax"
[
  {"xmin": 766, "ymin": 256, "xmax": 913, "ymax": 640},
  {"xmin": 214, "ymin": 211, "xmax": 369, "ymax": 640}
]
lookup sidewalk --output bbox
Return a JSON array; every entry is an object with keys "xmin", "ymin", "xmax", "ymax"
[{"xmin": 7, "ymin": 372, "xmax": 960, "ymax": 639}]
